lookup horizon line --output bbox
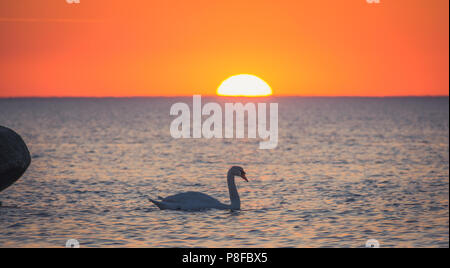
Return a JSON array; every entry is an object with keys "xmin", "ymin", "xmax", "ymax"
[{"xmin": 0, "ymin": 95, "xmax": 448, "ymax": 99}]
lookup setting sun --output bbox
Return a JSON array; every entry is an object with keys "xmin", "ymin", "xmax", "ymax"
[{"xmin": 217, "ymin": 74, "xmax": 272, "ymax": 97}]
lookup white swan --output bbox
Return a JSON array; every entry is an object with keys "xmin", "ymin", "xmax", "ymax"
[{"xmin": 149, "ymin": 166, "xmax": 248, "ymax": 211}]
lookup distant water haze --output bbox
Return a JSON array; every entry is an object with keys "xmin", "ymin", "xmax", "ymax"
[{"xmin": 0, "ymin": 97, "xmax": 448, "ymax": 247}]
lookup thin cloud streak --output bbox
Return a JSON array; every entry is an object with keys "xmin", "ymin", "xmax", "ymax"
[{"xmin": 0, "ymin": 17, "xmax": 105, "ymax": 23}]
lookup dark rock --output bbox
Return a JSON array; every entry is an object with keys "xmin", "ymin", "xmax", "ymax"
[{"xmin": 0, "ymin": 126, "xmax": 31, "ymax": 193}]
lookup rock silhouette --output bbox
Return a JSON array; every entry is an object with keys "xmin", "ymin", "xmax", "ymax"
[{"xmin": 0, "ymin": 126, "xmax": 31, "ymax": 194}]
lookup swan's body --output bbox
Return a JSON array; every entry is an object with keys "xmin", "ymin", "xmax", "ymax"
[
  {"xmin": 149, "ymin": 166, "xmax": 248, "ymax": 211},
  {"xmin": 150, "ymin": 192, "xmax": 230, "ymax": 210}
]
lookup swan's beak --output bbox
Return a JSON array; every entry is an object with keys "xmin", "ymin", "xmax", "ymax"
[{"xmin": 241, "ymin": 173, "xmax": 248, "ymax": 182}]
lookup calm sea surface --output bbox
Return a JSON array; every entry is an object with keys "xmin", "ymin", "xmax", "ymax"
[{"xmin": 0, "ymin": 97, "xmax": 448, "ymax": 247}]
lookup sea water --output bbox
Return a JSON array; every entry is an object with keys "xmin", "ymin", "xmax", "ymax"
[{"xmin": 0, "ymin": 97, "xmax": 448, "ymax": 247}]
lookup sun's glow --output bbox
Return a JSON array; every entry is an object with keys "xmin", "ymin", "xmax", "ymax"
[{"xmin": 217, "ymin": 74, "xmax": 272, "ymax": 97}]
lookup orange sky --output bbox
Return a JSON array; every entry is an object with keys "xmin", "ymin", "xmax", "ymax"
[{"xmin": 0, "ymin": 0, "xmax": 448, "ymax": 97}]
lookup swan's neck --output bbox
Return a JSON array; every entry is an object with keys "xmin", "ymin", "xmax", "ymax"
[{"xmin": 227, "ymin": 171, "xmax": 240, "ymax": 210}]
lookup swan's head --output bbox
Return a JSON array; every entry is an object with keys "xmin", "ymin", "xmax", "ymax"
[{"xmin": 229, "ymin": 166, "xmax": 248, "ymax": 182}]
